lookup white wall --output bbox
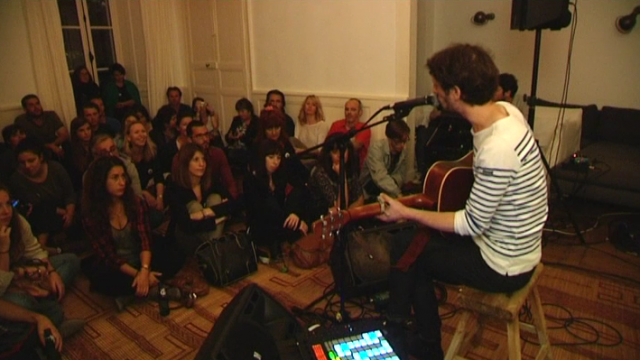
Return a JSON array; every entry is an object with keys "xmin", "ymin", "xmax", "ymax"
[
  {"xmin": 0, "ymin": 1, "xmax": 37, "ymax": 129},
  {"xmin": 247, "ymin": 0, "xmax": 414, "ymax": 141},
  {"xmin": 417, "ymin": 0, "xmax": 640, "ymax": 110}
]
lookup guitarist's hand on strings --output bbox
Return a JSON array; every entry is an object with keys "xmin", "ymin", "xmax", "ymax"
[{"xmin": 376, "ymin": 193, "xmax": 407, "ymax": 222}]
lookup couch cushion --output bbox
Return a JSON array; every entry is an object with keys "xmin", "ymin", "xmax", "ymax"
[
  {"xmin": 598, "ymin": 106, "xmax": 640, "ymax": 146},
  {"xmin": 562, "ymin": 142, "xmax": 640, "ymax": 193},
  {"xmin": 580, "ymin": 104, "xmax": 599, "ymax": 146}
]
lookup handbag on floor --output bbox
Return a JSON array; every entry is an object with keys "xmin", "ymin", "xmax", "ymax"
[{"xmin": 195, "ymin": 231, "xmax": 258, "ymax": 287}]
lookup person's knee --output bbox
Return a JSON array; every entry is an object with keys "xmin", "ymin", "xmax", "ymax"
[
  {"xmin": 49, "ymin": 253, "xmax": 81, "ymax": 286},
  {"xmin": 205, "ymin": 193, "xmax": 222, "ymax": 207},
  {"xmin": 1, "ymin": 292, "xmax": 38, "ymax": 312}
]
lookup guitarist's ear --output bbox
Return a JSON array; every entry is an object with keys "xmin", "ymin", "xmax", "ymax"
[{"xmin": 449, "ymin": 86, "xmax": 462, "ymax": 101}]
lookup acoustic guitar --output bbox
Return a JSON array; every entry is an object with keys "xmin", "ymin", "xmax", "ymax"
[{"xmin": 310, "ymin": 151, "xmax": 475, "ymax": 241}]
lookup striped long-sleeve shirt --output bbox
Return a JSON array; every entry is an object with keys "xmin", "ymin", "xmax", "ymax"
[{"xmin": 454, "ymin": 102, "xmax": 548, "ymax": 276}]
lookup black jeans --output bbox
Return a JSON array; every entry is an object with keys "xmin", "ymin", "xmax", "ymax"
[
  {"xmin": 388, "ymin": 229, "xmax": 534, "ymax": 343},
  {"xmin": 83, "ymin": 237, "xmax": 185, "ymax": 297}
]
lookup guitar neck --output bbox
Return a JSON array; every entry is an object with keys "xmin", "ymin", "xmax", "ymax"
[{"xmin": 345, "ymin": 193, "xmax": 434, "ymax": 223}]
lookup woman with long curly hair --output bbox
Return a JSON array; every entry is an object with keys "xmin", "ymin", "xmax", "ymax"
[{"xmin": 81, "ymin": 157, "xmax": 185, "ymax": 308}]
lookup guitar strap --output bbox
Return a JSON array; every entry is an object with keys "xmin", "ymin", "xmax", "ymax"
[{"xmin": 393, "ymin": 227, "xmax": 431, "ymax": 272}]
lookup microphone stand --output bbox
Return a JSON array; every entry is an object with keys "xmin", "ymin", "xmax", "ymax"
[
  {"xmin": 527, "ymin": 28, "xmax": 586, "ymax": 245},
  {"xmin": 296, "ymin": 108, "xmax": 409, "ymax": 323}
]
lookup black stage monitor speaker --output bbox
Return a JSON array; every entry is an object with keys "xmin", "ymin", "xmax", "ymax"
[
  {"xmin": 195, "ymin": 284, "xmax": 303, "ymax": 360},
  {"xmin": 511, "ymin": 0, "xmax": 572, "ymax": 30},
  {"xmin": 330, "ymin": 222, "xmax": 416, "ymax": 299}
]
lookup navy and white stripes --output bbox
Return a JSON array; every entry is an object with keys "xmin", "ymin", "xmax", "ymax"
[{"xmin": 454, "ymin": 102, "xmax": 548, "ymax": 276}]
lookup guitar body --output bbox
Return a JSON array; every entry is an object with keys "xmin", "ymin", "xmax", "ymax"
[
  {"xmin": 310, "ymin": 151, "xmax": 475, "ymax": 238},
  {"xmin": 423, "ymin": 151, "xmax": 474, "ymax": 213},
  {"xmin": 423, "ymin": 151, "xmax": 474, "ymax": 239}
]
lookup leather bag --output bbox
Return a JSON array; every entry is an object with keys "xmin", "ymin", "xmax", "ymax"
[{"xmin": 195, "ymin": 231, "xmax": 258, "ymax": 287}]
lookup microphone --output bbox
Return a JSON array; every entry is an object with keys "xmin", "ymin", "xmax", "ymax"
[{"xmin": 383, "ymin": 94, "xmax": 438, "ymax": 111}]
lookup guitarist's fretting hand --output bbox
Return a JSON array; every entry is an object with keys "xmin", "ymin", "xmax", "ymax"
[{"xmin": 376, "ymin": 193, "xmax": 407, "ymax": 222}]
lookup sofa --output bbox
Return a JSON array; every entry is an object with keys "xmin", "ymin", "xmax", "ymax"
[{"xmin": 553, "ymin": 105, "xmax": 640, "ymax": 208}]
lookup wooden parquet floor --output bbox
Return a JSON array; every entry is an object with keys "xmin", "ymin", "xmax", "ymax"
[{"xmin": 59, "ymin": 198, "xmax": 640, "ymax": 360}]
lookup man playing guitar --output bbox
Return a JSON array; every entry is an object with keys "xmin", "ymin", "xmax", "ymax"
[{"xmin": 377, "ymin": 44, "xmax": 548, "ymax": 359}]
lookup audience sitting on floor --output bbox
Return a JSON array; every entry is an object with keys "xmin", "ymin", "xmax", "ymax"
[
  {"xmin": 0, "ymin": 183, "xmax": 84, "ymax": 339},
  {"xmin": 91, "ymin": 133, "xmax": 143, "ymax": 197},
  {"xmin": 81, "ymin": 157, "xmax": 186, "ymax": 310},
  {"xmin": 159, "ymin": 113, "xmax": 193, "ymax": 175},
  {"xmin": 167, "ymin": 143, "xmax": 238, "ymax": 256},
  {"xmin": 64, "ymin": 117, "xmax": 93, "ymax": 191},
  {"xmin": 307, "ymin": 133, "xmax": 364, "ymax": 221},
  {"xmin": 0, "ymin": 124, "xmax": 26, "ymax": 184},
  {"xmin": 102, "ymin": 63, "xmax": 141, "ymax": 121},
  {"xmin": 10, "ymin": 138, "xmax": 76, "ymax": 255},
  {"xmin": 360, "ymin": 118, "xmax": 410, "ymax": 200},
  {"xmin": 83, "ymin": 102, "xmax": 114, "ymax": 137},
  {"xmin": 254, "ymin": 107, "xmax": 309, "ymax": 188},
  {"xmin": 294, "ymin": 94, "xmax": 329, "ymax": 156},
  {"xmin": 88, "ymin": 96, "xmax": 122, "ymax": 136},
  {"xmin": 326, "ymin": 98, "xmax": 371, "ymax": 168},
  {"xmin": 155, "ymin": 86, "xmax": 194, "ymax": 125},
  {"xmin": 71, "ymin": 65, "xmax": 101, "ymax": 117},
  {"xmin": 225, "ymin": 97, "xmax": 259, "ymax": 175},
  {"xmin": 192, "ymin": 97, "xmax": 223, "ymax": 148},
  {"xmin": 244, "ymin": 139, "xmax": 308, "ymax": 260},
  {"xmin": 122, "ymin": 120, "xmax": 166, "ymax": 218},
  {"xmin": 15, "ymin": 94, "xmax": 69, "ymax": 160},
  {"xmin": 172, "ymin": 121, "xmax": 239, "ymax": 199},
  {"xmin": 265, "ymin": 89, "xmax": 295, "ymax": 137}
]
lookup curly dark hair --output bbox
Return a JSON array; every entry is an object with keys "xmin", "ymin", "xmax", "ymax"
[
  {"xmin": 427, "ymin": 44, "xmax": 499, "ymax": 105},
  {"xmin": 82, "ymin": 156, "xmax": 137, "ymax": 231}
]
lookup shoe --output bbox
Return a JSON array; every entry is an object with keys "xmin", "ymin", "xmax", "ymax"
[
  {"xmin": 115, "ymin": 295, "xmax": 135, "ymax": 312},
  {"xmin": 167, "ymin": 276, "xmax": 209, "ymax": 297},
  {"xmin": 59, "ymin": 318, "xmax": 86, "ymax": 338}
]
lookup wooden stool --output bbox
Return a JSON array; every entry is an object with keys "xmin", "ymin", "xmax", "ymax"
[{"xmin": 445, "ymin": 263, "xmax": 552, "ymax": 360}]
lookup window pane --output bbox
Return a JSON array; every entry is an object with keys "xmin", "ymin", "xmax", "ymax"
[
  {"xmin": 86, "ymin": 0, "xmax": 112, "ymax": 27},
  {"xmin": 57, "ymin": 0, "xmax": 80, "ymax": 26},
  {"xmin": 62, "ymin": 29, "xmax": 86, "ymax": 70},
  {"xmin": 91, "ymin": 29, "xmax": 115, "ymax": 68}
]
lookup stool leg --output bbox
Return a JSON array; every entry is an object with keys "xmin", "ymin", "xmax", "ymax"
[
  {"xmin": 445, "ymin": 311, "xmax": 470, "ymax": 360},
  {"xmin": 529, "ymin": 287, "xmax": 553, "ymax": 360},
  {"xmin": 506, "ymin": 319, "xmax": 521, "ymax": 360}
]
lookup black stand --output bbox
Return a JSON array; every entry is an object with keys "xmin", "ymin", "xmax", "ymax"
[
  {"xmin": 527, "ymin": 29, "xmax": 586, "ymax": 245},
  {"xmin": 296, "ymin": 109, "xmax": 406, "ymax": 323}
]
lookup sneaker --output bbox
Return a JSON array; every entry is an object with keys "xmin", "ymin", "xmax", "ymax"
[{"xmin": 59, "ymin": 318, "xmax": 86, "ymax": 338}]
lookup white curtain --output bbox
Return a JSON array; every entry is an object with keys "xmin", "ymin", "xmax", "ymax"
[
  {"xmin": 139, "ymin": 0, "xmax": 190, "ymax": 116},
  {"xmin": 22, "ymin": 0, "xmax": 76, "ymax": 124}
]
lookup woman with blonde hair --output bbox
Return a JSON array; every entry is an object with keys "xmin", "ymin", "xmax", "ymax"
[
  {"xmin": 294, "ymin": 95, "xmax": 329, "ymax": 153},
  {"xmin": 122, "ymin": 120, "xmax": 165, "ymax": 213}
]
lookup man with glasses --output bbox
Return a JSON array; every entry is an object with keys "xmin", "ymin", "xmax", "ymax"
[{"xmin": 359, "ymin": 119, "xmax": 410, "ymax": 200}]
